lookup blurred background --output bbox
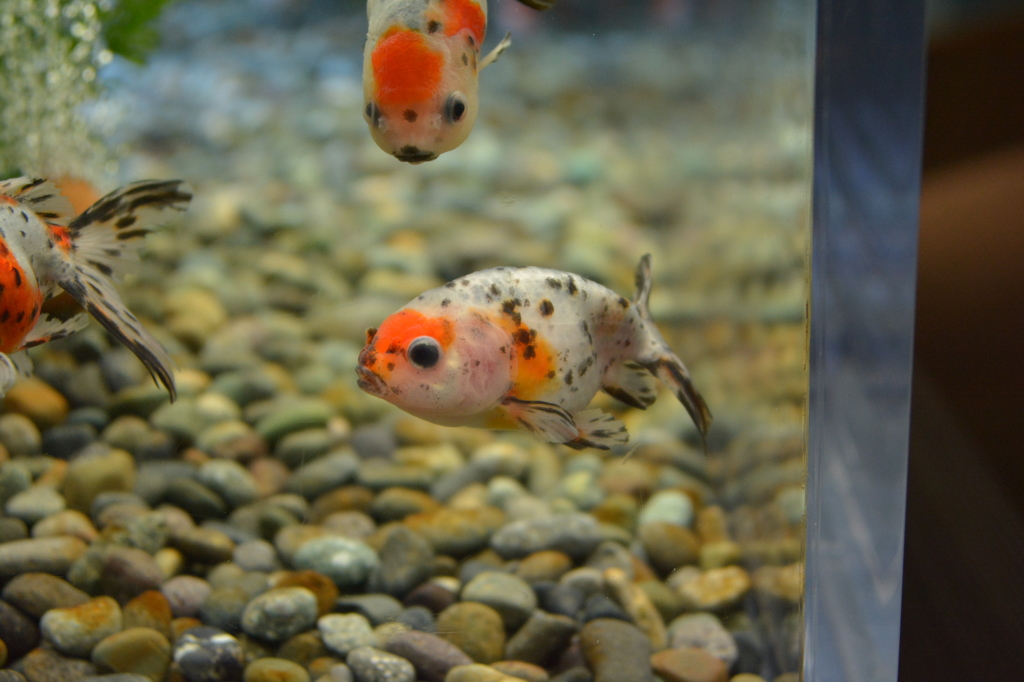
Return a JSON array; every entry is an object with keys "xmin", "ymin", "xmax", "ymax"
[{"xmin": 901, "ymin": 0, "xmax": 1024, "ymax": 678}]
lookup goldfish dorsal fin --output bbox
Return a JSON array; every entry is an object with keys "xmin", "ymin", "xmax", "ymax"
[
  {"xmin": 0, "ymin": 178, "xmax": 75, "ymax": 226},
  {"xmin": 632, "ymin": 253, "xmax": 654, "ymax": 322},
  {"xmin": 67, "ymin": 179, "xmax": 192, "ymax": 281}
]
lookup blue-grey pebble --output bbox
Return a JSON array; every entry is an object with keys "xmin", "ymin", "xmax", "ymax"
[
  {"xmin": 538, "ymin": 583, "xmax": 585, "ymax": 619},
  {"xmin": 490, "ymin": 514, "xmax": 604, "ymax": 561},
  {"xmin": 284, "ymin": 449, "xmax": 359, "ymax": 500},
  {"xmin": 346, "ymin": 645, "xmax": 415, "ymax": 682},
  {"xmin": 293, "ymin": 537, "xmax": 379, "ymax": 589},
  {"xmin": 134, "ymin": 461, "xmax": 198, "ymax": 505},
  {"xmin": 173, "ymin": 626, "xmax": 245, "ymax": 682},
  {"xmin": 0, "ymin": 414, "xmax": 41, "ymax": 457},
  {"xmin": 396, "ymin": 606, "xmax": 435, "ymax": 633},
  {"xmin": 583, "ymin": 593, "xmax": 632, "ymax": 623},
  {"xmin": 234, "ymin": 539, "xmax": 280, "ymax": 572},
  {"xmin": 198, "ymin": 459, "xmax": 259, "ymax": 508},
  {"xmin": 200, "ymin": 586, "xmax": 250, "ymax": 633},
  {"xmin": 163, "ymin": 478, "xmax": 228, "ymax": 519},
  {"xmin": 349, "ymin": 424, "xmax": 396, "ymax": 460},
  {"xmin": 461, "ymin": 572, "xmax": 536, "ymax": 631},
  {"xmin": 666, "ymin": 612, "xmax": 738, "ymax": 667},
  {"xmin": 91, "ymin": 492, "xmax": 148, "ymax": 520},
  {"xmin": 241, "ymin": 587, "xmax": 318, "ymax": 642},
  {"xmin": 42, "ymin": 423, "xmax": 96, "ymax": 460},
  {"xmin": 336, "ymin": 594, "xmax": 403, "ymax": 626},
  {"xmin": 636, "ymin": 490, "xmax": 693, "ymax": 528},
  {"xmin": 0, "ymin": 462, "xmax": 32, "ymax": 507},
  {"xmin": 5, "ymin": 486, "xmax": 66, "ymax": 524},
  {"xmin": 318, "ymin": 613, "xmax": 378, "ymax": 657},
  {"xmin": 65, "ymin": 407, "xmax": 109, "ymax": 431},
  {"xmin": 373, "ymin": 525, "xmax": 433, "ymax": 599}
]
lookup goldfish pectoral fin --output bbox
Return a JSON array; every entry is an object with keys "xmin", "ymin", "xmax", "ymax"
[
  {"xmin": 480, "ymin": 32, "xmax": 512, "ymax": 70},
  {"xmin": 602, "ymin": 360, "xmax": 658, "ymax": 410},
  {"xmin": 563, "ymin": 408, "xmax": 629, "ymax": 451},
  {"xmin": 17, "ymin": 309, "xmax": 89, "ymax": 351},
  {"xmin": 0, "ymin": 354, "xmax": 20, "ymax": 398},
  {"xmin": 503, "ymin": 396, "xmax": 579, "ymax": 443},
  {"xmin": 642, "ymin": 356, "xmax": 713, "ymax": 444},
  {"xmin": 514, "ymin": 0, "xmax": 556, "ymax": 10}
]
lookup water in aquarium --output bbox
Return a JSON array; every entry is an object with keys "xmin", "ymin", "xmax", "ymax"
[{"xmin": 0, "ymin": 0, "xmax": 813, "ymax": 680}]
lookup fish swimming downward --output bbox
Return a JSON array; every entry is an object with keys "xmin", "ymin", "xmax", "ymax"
[
  {"xmin": 357, "ymin": 255, "xmax": 712, "ymax": 450},
  {"xmin": 363, "ymin": 0, "xmax": 554, "ymax": 163},
  {"xmin": 0, "ymin": 177, "xmax": 191, "ymax": 398}
]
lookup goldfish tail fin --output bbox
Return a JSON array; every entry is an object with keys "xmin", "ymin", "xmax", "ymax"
[
  {"xmin": 58, "ymin": 266, "xmax": 177, "ymax": 399},
  {"xmin": 0, "ymin": 177, "xmax": 75, "ymax": 225},
  {"xmin": 480, "ymin": 32, "xmax": 512, "ymax": 70},
  {"xmin": 67, "ymin": 180, "xmax": 192, "ymax": 281},
  {"xmin": 632, "ymin": 254, "xmax": 713, "ymax": 444}
]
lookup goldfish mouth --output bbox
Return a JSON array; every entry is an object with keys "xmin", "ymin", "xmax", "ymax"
[
  {"xmin": 394, "ymin": 146, "xmax": 436, "ymax": 163},
  {"xmin": 356, "ymin": 365, "xmax": 387, "ymax": 395}
]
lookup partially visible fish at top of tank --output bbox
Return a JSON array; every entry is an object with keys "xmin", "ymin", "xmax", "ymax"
[
  {"xmin": 0, "ymin": 177, "xmax": 191, "ymax": 399},
  {"xmin": 356, "ymin": 255, "xmax": 712, "ymax": 450},
  {"xmin": 362, "ymin": 0, "xmax": 555, "ymax": 164}
]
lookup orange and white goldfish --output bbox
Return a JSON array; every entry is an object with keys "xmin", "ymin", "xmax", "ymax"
[
  {"xmin": 0, "ymin": 177, "xmax": 191, "ymax": 398},
  {"xmin": 362, "ymin": 0, "xmax": 553, "ymax": 163},
  {"xmin": 357, "ymin": 255, "xmax": 712, "ymax": 449}
]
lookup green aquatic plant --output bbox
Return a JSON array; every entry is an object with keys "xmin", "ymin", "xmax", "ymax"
[
  {"xmin": 100, "ymin": 0, "xmax": 178, "ymax": 64},
  {"xmin": 0, "ymin": 0, "xmax": 111, "ymax": 179}
]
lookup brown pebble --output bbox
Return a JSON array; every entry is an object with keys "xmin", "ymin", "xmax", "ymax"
[
  {"xmin": 170, "ymin": 526, "xmax": 236, "ymax": 564},
  {"xmin": 638, "ymin": 523, "xmax": 700, "ymax": 576},
  {"xmin": 308, "ymin": 486, "xmax": 374, "ymax": 522},
  {"xmin": 650, "ymin": 647, "xmax": 728, "ymax": 682},
  {"xmin": 250, "ymin": 457, "xmax": 289, "ymax": 497},
  {"xmin": 3, "ymin": 379, "xmax": 68, "ymax": 428},
  {"xmin": 274, "ymin": 570, "xmax": 339, "ymax": 616},
  {"xmin": 514, "ymin": 550, "xmax": 572, "ymax": 583},
  {"xmin": 244, "ymin": 657, "xmax": 311, "ymax": 682},
  {"xmin": 276, "ymin": 630, "xmax": 327, "ymax": 667},
  {"xmin": 604, "ymin": 568, "xmax": 667, "ymax": 650},
  {"xmin": 436, "ymin": 602, "xmax": 506, "ymax": 664},
  {"xmin": 491, "ymin": 660, "xmax": 550, "ymax": 682},
  {"xmin": 384, "ymin": 629, "xmax": 473, "ymax": 682},
  {"xmin": 171, "ymin": 617, "xmax": 204, "ymax": 642},
  {"xmin": 403, "ymin": 581, "xmax": 457, "ymax": 614},
  {"xmin": 20, "ymin": 647, "xmax": 98, "ymax": 682},
  {"xmin": 307, "ymin": 655, "xmax": 342, "ymax": 678},
  {"xmin": 91, "ymin": 626, "xmax": 172, "ymax": 681},
  {"xmin": 1, "ymin": 573, "xmax": 89, "ymax": 618},
  {"xmin": 123, "ymin": 591, "xmax": 174, "ymax": 640},
  {"xmin": 99, "ymin": 547, "xmax": 165, "ymax": 604}
]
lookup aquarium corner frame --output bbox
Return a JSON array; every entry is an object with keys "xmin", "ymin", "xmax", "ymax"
[{"xmin": 804, "ymin": 0, "xmax": 927, "ymax": 681}]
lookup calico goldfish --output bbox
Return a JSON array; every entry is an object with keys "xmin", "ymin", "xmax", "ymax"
[
  {"xmin": 0, "ymin": 177, "xmax": 191, "ymax": 398},
  {"xmin": 357, "ymin": 255, "xmax": 712, "ymax": 450},
  {"xmin": 363, "ymin": 0, "xmax": 554, "ymax": 163}
]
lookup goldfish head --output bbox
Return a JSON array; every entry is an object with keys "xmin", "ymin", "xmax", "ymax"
[
  {"xmin": 356, "ymin": 307, "xmax": 512, "ymax": 422},
  {"xmin": 363, "ymin": 28, "xmax": 480, "ymax": 164}
]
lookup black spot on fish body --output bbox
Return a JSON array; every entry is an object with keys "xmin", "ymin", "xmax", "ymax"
[
  {"xmin": 618, "ymin": 297, "xmax": 629, "ymax": 308},
  {"xmin": 539, "ymin": 299, "xmax": 554, "ymax": 316},
  {"xmin": 499, "ymin": 346, "xmax": 506, "ymax": 354},
  {"xmin": 564, "ymin": 369, "xmax": 573, "ymax": 385},
  {"xmin": 490, "ymin": 283, "xmax": 501, "ymax": 296},
  {"xmin": 19, "ymin": 212, "xmax": 28, "ymax": 223},
  {"xmin": 546, "ymin": 370, "xmax": 555, "ymax": 379},
  {"xmin": 116, "ymin": 215, "xmax": 137, "ymax": 229},
  {"xmin": 117, "ymin": 229, "xmax": 148, "ymax": 240},
  {"xmin": 19, "ymin": 231, "xmax": 25, "ymax": 238},
  {"xmin": 462, "ymin": 53, "xmax": 469, "ymax": 65},
  {"xmin": 0, "ymin": 310, "xmax": 8, "ymax": 323},
  {"xmin": 566, "ymin": 277, "xmax": 578, "ymax": 295},
  {"xmin": 15, "ymin": 311, "xmax": 23, "ymax": 323},
  {"xmin": 445, "ymin": 281, "xmax": 456, "ymax": 288},
  {"xmin": 12, "ymin": 269, "xmax": 21, "ymax": 287},
  {"xmin": 386, "ymin": 342, "xmax": 401, "ymax": 354},
  {"xmin": 428, "ymin": 19, "xmax": 440, "ymax": 32},
  {"xmin": 468, "ymin": 34, "xmax": 475, "ymax": 46},
  {"xmin": 387, "ymin": 362, "xmax": 395, "ymax": 371},
  {"xmin": 581, "ymin": 320, "xmax": 592, "ymax": 344},
  {"xmin": 461, "ymin": 279, "xmax": 470, "ymax": 286},
  {"xmin": 523, "ymin": 345, "xmax": 536, "ymax": 359},
  {"xmin": 404, "ymin": 109, "xmax": 418, "ymax": 122},
  {"xmin": 546, "ymin": 277, "xmax": 562, "ymax": 290},
  {"xmin": 441, "ymin": 299, "xmax": 450, "ymax": 307}
]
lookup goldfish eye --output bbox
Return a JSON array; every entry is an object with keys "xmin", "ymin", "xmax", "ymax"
[
  {"xmin": 365, "ymin": 102, "xmax": 382, "ymax": 127},
  {"xmin": 444, "ymin": 93, "xmax": 467, "ymax": 123},
  {"xmin": 407, "ymin": 336, "xmax": 441, "ymax": 369}
]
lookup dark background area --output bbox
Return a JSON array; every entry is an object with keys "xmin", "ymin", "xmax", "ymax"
[{"xmin": 899, "ymin": 2, "xmax": 1024, "ymax": 678}]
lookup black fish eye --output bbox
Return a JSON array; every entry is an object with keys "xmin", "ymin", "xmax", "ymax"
[
  {"xmin": 407, "ymin": 336, "xmax": 441, "ymax": 369},
  {"xmin": 444, "ymin": 93, "xmax": 467, "ymax": 123},
  {"xmin": 365, "ymin": 102, "xmax": 382, "ymax": 127}
]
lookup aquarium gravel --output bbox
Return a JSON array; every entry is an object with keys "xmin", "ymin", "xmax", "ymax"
[{"xmin": 0, "ymin": 0, "xmax": 810, "ymax": 681}]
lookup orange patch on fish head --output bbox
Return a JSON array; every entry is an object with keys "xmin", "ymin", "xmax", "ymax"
[
  {"xmin": 371, "ymin": 29, "xmax": 444, "ymax": 110},
  {"xmin": 359, "ymin": 309, "xmax": 454, "ymax": 379},
  {"xmin": 442, "ymin": 0, "xmax": 486, "ymax": 44}
]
